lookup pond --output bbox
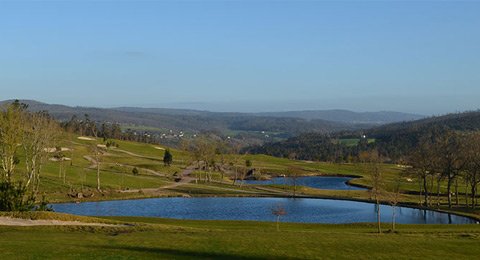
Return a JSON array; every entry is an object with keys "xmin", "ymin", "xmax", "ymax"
[
  {"xmin": 240, "ymin": 176, "xmax": 366, "ymax": 190},
  {"xmin": 52, "ymin": 197, "xmax": 475, "ymax": 224}
]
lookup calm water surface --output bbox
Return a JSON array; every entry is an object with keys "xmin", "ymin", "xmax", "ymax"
[
  {"xmin": 52, "ymin": 197, "xmax": 475, "ymax": 224},
  {"xmin": 240, "ymin": 176, "xmax": 365, "ymax": 190}
]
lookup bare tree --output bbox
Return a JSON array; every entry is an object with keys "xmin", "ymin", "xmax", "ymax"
[
  {"xmin": 217, "ymin": 140, "xmax": 230, "ymax": 184},
  {"xmin": 465, "ymin": 133, "xmax": 480, "ymax": 208},
  {"xmin": 230, "ymin": 143, "xmax": 243, "ymax": 186},
  {"xmin": 407, "ymin": 138, "xmax": 435, "ymax": 207},
  {"xmin": 387, "ymin": 177, "xmax": 402, "ymax": 232},
  {"xmin": 240, "ymin": 158, "xmax": 251, "ymax": 188},
  {"xmin": 88, "ymin": 128, "xmax": 102, "ymax": 191},
  {"xmin": 179, "ymin": 138, "xmax": 190, "ymax": 166},
  {"xmin": 22, "ymin": 111, "xmax": 59, "ymax": 193},
  {"xmin": 239, "ymin": 167, "xmax": 248, "ymax": 188},
  {"xmin": 433, "ymin": 131, "xmax": 468, "ymax": 208},
  {"xmin": 0, "ymin": 101, "xmax": 26, "ymax": 181},
  {"xmin": 271, "ymin": 203, "xmax": 287, "ymax": 231},
  {"xmin": 205, "ymin": 143, "xmax": 216, "ymax": 183},
  {"xmin": 287, "ymin": 165, "xmax": 302, "ymax": 197},
  {"xmin": 359, "ymin": 150, "xmax": 384, "ymax": 233}
]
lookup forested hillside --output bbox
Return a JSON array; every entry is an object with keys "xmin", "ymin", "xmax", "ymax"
[
  {"xmin": 248, "ymin": 110, "xmax": 480, "ymax": 161},
  {"xmin": 1, "ymin": 100, "xmax": 360, "ymax": 143}
]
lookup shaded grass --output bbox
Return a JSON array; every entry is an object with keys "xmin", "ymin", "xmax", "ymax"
[{"xmin": 1, "ymin": 215, "xmax": 480, "ymax": 260}]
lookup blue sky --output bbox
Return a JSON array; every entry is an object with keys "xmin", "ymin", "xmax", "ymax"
[{"xmin": 0, "ymin": 1, "xmax": 479, "ymax": 115}]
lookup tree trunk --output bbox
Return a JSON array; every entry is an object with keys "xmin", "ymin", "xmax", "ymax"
[
  {"xmin": 455, "ymin": 179, "xmax": 459, "ymax": 207},
  {"xmin": 437, "ymin": 180, "xmax": 441, "ymax": 207},
  {"xmin": 465, "ymin": 181, "xmax": 469, "ymax": 207},
  {"xmin": 293, "ymin": 176, "xmax": 297, "ymax": 197},
  {"xmin": 232, "ymin": 166, "xmax": 238, "ymax": 186},
  {"xmin": 204, "ymin": 161, "xmax": 208, "ymax": 183},
  {"xmin": 240, "ymin": 174, "xmax": 245, "ymax": 188},
  {"xmin": 429, "ymin": 176, "xmax": 434, "ymax": 207},
  {"xmin": 423, "ymin": 177, "xmax": 428, "ymax": 207},
  {"xmin": 34, "ymin": 172, "xmax": 41, "ymax": 195},
  {"xmin": 392, "ymin": 206, "xmax": 396, "ymax": 232},
  {"xmin": 376, "ymin": 199, "xmax": 381, "ymax": 233},
  {"xmin": 471, "ymin": 184, "xmax": 476, "ymax": 208},
  {"xmin": 96, "ymin": 151, "xmax": 100, "ymax": 191},
  {"xmin": 447, "ymin": 178, "xmax": 453, "ymax": 208},
  {"xmin": 418, "ymin": 179, "xmax": 423, "ymax": 207},
  {"xmin": 276, "ymin": 216, "xmax": 279, "ymax": 231}
]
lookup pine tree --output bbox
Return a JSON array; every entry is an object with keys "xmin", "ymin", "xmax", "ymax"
[{"xmin": 163, "ymin": 149, "xmax": 173, "ymax": 166}]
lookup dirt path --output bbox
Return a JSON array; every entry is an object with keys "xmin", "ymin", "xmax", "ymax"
[
  {"xmin": 84, "ymin": 154, "xmax": 290, "ymax": 196},
  {"xmin": 114, "ymin": 148, "xmax": 161, "ymax": 161},
  {"xmin": 0, "ymin": 217, "xmax": 124, "ymax": 227},
  {"xmin": 120, "ymin": 164, "xmax": 196, "ymax": 193}
]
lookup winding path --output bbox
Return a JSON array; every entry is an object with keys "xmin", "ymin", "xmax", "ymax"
[{"xmin": 83, "ymin": 151, "xmax": 295, "ymax": 196}]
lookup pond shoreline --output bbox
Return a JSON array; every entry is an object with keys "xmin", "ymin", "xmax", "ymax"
[
  {"xmin": 48, "ymin": 190, "xmax": 480, "ymax": 223},
  {"xmin": 51, "ymin": 196, "xmax": 477, "ymax": 224}
]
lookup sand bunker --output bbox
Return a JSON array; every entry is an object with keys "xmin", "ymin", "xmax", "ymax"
[
  {"xmin": 49, "ymin": 157, "xmax": 72, "ymax": 162},
  {"xmin": 44, "ymin": 147, "xmax": 73, "ymax": 153},
  {"xmin": 154, "ymin": 147, "xmax": 165, "ymax": 150},
  {"xmin": 78, "ymin": 136, "xmax": 95, "ymax": 141}
]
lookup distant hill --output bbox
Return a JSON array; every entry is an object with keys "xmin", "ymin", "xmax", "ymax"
[
  {"xmin": 254, "ymin": 109, "xmax": 424, "ymax": 124},
  {"xmin": 115, "ymin": 107, "xmax": 424, "ymax": 124},
  {"xmin": 1, "ymin": 100, "xmax": 429, "ymax": 147},
  {"xmin": 1, "ymin": 100, "xmax": 358, "ymax": 142},
  {"xmin": 248, "ymin": 110, "xmax": 480, "ymax": 161}
]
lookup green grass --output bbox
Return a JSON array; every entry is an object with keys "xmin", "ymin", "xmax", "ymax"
[
  {"xmin": 7, "ymin": 133, "xmax": 480, "ymax": 219},
  {"xmin": 4, "ymin": 135, "xmax": 480, "ymax": 259},
  {"xmin": 1, "ymin": 215, "xmax": 480, "ymax": 260}
]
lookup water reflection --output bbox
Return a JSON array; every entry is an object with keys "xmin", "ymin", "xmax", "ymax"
[
  {"xmin": 240, "ymin": 176, "xmax": 365, "ymax": 190},
  {"xmin": 52, "ymin": 197, "xmax": 475, "ymax": 224}
]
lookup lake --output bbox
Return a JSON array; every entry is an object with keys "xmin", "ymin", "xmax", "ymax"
[
  {"xmin": 52, "ymin": 197, "xmax": 475, "ymax": 224},
  {"xmin": 240, "ymin": 176, "xmax": 366, "ymax": 190}
]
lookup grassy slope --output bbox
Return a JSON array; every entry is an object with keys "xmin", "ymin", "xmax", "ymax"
[
  {"xmin": 1, "ymin": 215, "xmax": 480, "ymax": 260},
  {"xmin": 24, "ymin": 135, "xmax": 193, "ymax": 202},
  {"xmin": 7, "ymin": 133, "xmax": 479, "ymax": 218},
  {"xmin": 4, "ymin": 136, "xmax": 480, "ymax": 259}
]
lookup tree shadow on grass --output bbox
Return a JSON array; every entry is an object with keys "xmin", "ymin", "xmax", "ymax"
[{"xmin": 90, "ymin": 245, "xmax": 304, "ymax": 260}]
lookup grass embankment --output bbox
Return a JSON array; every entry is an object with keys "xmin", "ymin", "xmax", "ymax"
[{"xmin": 1, "ymin": 214, "xmax": 480, "ymax": 260}]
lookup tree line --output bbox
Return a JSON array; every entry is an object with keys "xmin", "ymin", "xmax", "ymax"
[
  {"xmin": 407, "ymin": 129, "xmax": 480, "ymax": 209},
  {"xmin": 61, "ymin": 114, "xmax": 162, "ymax": 144}
]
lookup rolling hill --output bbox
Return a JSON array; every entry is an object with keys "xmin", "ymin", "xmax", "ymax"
[{"xmin": 248, "ymin": 109, "xmax": 480, "ymax": 161}]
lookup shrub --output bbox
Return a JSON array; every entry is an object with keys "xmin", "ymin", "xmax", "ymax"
[
  {"xmin": 0, "ymin": 181, "xmax": 35, "ymax": 212},
  {"xmin": 132, "ymin": 167, "xmax": 139, "ymax": 175},
  {"xmin": 34, "ymin": 195, "xmax": 54, "ymax": 212}
]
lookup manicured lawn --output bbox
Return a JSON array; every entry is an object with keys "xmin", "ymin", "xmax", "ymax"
[{"xmin": 1, "ymin": 215, "xmax": 480, "ymax": 260}]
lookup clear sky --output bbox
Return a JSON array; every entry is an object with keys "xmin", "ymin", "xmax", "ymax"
[{"xmin": 1, "ymin": 1, "xmax": 479, "ymax": 115}]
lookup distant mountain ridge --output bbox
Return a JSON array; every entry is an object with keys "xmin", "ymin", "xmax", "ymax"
[
  {"xmin": 0, "ymin": 100, "xmax": 357, "ymax": 139},
  {"xmin": 115, "ymin": 107, "xmax": 424, "ymax": 125},
  {"xmin": 253, "ymin": 109, "xmax": 424, "ymax": 124},
  {"xmin": 0, "ymin": 100, "xmax": 424, "ymax": 145}
]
